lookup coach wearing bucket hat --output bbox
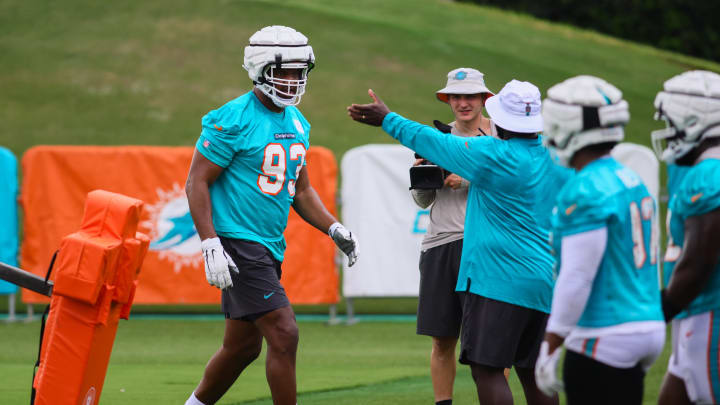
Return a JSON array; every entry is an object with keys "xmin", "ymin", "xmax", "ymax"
[
  {"xmin": 348, "ymin": 80, "xmax": 572, "ymax": 405},
  {"xmin": 485, "ymin": 79, "xmax": 543, "ymax": 135},
  {"xmin": 412, "ymin": 68, "xmax": 494, "ymax": 405}
]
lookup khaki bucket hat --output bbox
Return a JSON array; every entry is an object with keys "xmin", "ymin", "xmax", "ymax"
[{"xmin": 436, "ymin": 68, "xmax": 494, "ymax": 103}]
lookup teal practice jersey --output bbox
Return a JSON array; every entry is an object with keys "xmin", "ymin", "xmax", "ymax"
[
  {"xmin": 552, "ymin": 157, "xmax": 663, "ymax": 327},
  {"xmin": 664, "ymin": 157, "xmax": 720, "ymax": 318},
  {"xmin": 196, "ymin": 91, "xmax": 310, "ymax": 261},
  {"xmin": 382, "ymin": 112, "xmax": 573, "ymax": 313},
  {"xmin": 667, "ymin": 164, "xmax": 691, "ymax": 199}
]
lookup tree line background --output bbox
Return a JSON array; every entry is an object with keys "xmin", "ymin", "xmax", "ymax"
[{"xmin": 459, "ymin": 0, "xmax": 719, "ymax": 64}]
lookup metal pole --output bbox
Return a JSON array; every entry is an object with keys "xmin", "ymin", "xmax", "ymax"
[
  {"xmin": 346, "ymin": 297, "xmax": 358, "ymax": 325},
  {"xmin": 7, "ymin": 293, "xmax": 16, "ymax": 322},
  {"xmin": 0, "ymin": 262, "xmax": 53, "ymax": 297},
  {"xmin": 328, "ymin": 304, "xmax": 341, "ymax": 325}
]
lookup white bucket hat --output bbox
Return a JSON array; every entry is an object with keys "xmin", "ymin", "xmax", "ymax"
[
  {"xmin": 484, "ymin": 79, "xmax": 543, "ymax": 133},
  {"xmin": 436, "ymin": 68, "xmax": 493, "ymax": 103}
]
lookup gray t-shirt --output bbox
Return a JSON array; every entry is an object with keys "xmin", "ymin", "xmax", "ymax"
[{"xmin": 411, "ymin": 121, "xmax": 493, "ymax": 251}]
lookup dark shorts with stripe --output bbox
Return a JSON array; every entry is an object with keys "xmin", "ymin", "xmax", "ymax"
[
  {"xmin": 416, "ymin": 239, "xmax": 464, "ymax": 338},
  {"xmin": 459, "ymin": 293, "xmax": 548, "ymax": 369},
  {"xmin": 219, "ymin": 237, "xmax": 290, "ymax": 322}
]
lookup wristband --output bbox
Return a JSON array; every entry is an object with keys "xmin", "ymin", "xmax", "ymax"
[{"xmin": 328, "ymin": 222, "xmax": 341, "ymax": 237}]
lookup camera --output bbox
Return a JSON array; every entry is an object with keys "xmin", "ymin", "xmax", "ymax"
[
  {"xmin": 409, "ymin": 153, "xmax": 451, "ymax": 190},
  {"xmin": 408, "ymin": 120, "xmax": 457, "ymax": 190}
]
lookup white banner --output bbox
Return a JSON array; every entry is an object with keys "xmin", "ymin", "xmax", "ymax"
[
  {"xmin": 340, "ymin": 144, "xmax": 427, "ymax": 297},
  {"xmin": 339, "ymin": 142, "xmax": 658, "ymax": 298}
]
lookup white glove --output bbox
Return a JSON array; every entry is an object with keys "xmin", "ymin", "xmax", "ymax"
[
  {"xmin": 328, "ymin": 222, "xmax": 359, "ymax": 267},
  {"xmin": 535, "ymin": 341, "xmax": 564, "ymax": 397},
  {"xmin": 200, "ymin": 237, "xmax": 238, "ymax": 289}
]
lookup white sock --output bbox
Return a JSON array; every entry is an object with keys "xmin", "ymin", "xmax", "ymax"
[{"xmin": 184, "ymin": 392, "xmax": 205, "ymax": 405}]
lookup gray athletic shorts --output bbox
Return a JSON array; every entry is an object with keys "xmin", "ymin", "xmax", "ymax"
[
  {"xmin": 219, "ymin": 237, "xmax": 290, "ymax": 322},
  {"xmin": 416, "ymin": 239, "xmax": 464, "ymax": 338},
  {"xmin": 459, "ymin": 293, "xmax": 548, "ymax": 369}
]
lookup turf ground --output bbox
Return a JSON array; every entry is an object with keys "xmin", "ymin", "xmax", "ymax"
[
  {"xmin": 1, "ymin": 316, "xmax": 671, "ymax": 404},
  {"xmin": 0, "ymin": 0, "xmax": 712, "ymax": 403}
]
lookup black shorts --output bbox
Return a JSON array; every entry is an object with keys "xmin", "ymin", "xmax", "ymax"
[
  {"xmin": 459, "ymin": 293, "xmax": 548, "ymax": 369},
  {"xmin": 219, "ymin": 237, "xmax": 290, "ymax": 322},
  {"xmin": 416, "ymin": 239, "xmax": 464, "ymax": 338},
  {"xmin": 563, "ymin": 350, "xmax": 644, "ymax": 405}
]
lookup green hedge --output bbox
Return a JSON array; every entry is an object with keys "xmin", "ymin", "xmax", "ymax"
[{"xmin": 458, "ymin": 0, "xmax": 719, "ymax": 63}]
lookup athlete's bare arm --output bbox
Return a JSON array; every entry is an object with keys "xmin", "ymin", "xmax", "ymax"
[
  {"xmin": 664, "ymin": 207, "xmax": 720, "ymax": 317},
  {"xmin": 185, "ymin": 149, "xmax": 224, "ymax": 241},
  {"xmin": 291, "ymin": 165, "xmax": 336, "ymax": 234}
]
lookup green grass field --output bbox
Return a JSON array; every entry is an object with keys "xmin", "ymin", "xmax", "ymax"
[
  {"xmin": 1, "ymin": 317, "xmax": 671, "ymax": 404},
  {"xmin": 1, "ymin": 0, "xmax": 715, "ymax": 403}
]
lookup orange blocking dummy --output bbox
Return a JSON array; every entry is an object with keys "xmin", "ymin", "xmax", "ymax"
[{"xmin": 32, "ymin": 190, "xmax": 149, "ymax": 405}]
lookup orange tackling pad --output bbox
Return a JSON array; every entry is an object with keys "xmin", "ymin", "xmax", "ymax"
[{"xmin": 32, "ymin": 190, "xmax": 149, "ymax": 405}]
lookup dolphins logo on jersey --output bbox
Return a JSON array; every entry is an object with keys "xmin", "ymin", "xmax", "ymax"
[{"xmin": 140, "ymin": 183, "xmax": 202, "ymax": 272}]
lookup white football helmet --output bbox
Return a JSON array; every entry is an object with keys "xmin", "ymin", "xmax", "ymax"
[
  {"xmin": 243, "ymin": 25, "xmax": 315, "ymax": 107},
  {"xmin": 651, "ymin": 70, "xmax": 720, "ymax": 164},
  {"xmin": 542, "ymin": 75, "xmax": 630, "ymax": 167}
]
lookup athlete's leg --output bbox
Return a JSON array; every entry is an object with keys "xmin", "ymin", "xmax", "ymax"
[
  {"xmin": 431, "ymin": 336, "xmax": 458, "ymax": 402},
  {"xmin": 661, "ymin": 312, "xmax": 719, "ymax": 404},
  {"xmin": 659, "ymin": 316, "xmax": 692, "ymax": 405},
  {"xmin": 470, "ymin": 364, "xmax": 513, "ymax": 405},
  {"xmin": 515, "ymin": 366, "xmax": 558, "ymax": 405},
  {"xmin": 658, "ymin": 373, "xmax": 692, "ymax": 405},
  {"xmin": 512, "ymin": 297, "xmax": 554, "ymax": 405},
  {"xmin": 255, "ymin": 305, "xmax": 299, "ymax": 405},
  {"xmin": 193, "ymin": 318, "xmax": 263, "ymax": 405},
  {"xmin": 416, "ymin": 241, "xmax": 464, "ymax": 403}
]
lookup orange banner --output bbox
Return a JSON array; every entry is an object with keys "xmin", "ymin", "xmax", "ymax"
[{"xmin": 20, "ymin": 146, "xmax": 339, "ymax": 305}]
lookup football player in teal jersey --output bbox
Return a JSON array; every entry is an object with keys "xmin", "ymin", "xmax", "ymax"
[
  {"xmin": 652, "ymin": 70, "xmax": 720, "ymax": 405},
  {"xmin": 535, "ymin": 76, "xmax": 665, "ymax": 405},
  {"xmin": 183, "ymin": 26, "xmax": 358, "ymax": 405},
  {"xmin": 349, "ymin": 80, "xmax": 571, "ymax": 405}
]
